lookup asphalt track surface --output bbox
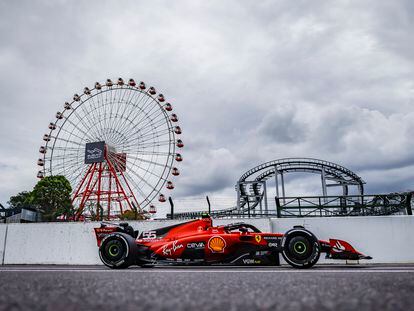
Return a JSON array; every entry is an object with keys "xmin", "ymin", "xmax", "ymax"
[{"xmin": 1, "ymin": 265, "xmax": 414, "ymax": 311}]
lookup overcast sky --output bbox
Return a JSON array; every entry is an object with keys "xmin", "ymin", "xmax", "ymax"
[{"xmin": 0, "ymin": 1, "xmax": 413, "ymax": 210}]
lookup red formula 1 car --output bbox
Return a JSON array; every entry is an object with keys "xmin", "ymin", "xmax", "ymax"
[{"xmin": 94, "ymin": 215, "xmax": 371, "ymax": 269}]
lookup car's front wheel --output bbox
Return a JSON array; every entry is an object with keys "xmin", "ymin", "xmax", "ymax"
[{"xmin": 281, "ymin": 227, "xmax": 321, "ymax": 269}]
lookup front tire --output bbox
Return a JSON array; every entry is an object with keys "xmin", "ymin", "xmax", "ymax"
[
  {"xmin": 99, "ymin": 233, "xmax": 137, "ymax": 269},
  {"xmin": 281, "ymin": 228, "xmax": 321, "ymax": 269}
]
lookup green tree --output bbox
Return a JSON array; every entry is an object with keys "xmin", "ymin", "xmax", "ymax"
[
  {"xmin": 85, "ymin": 203, "xmax": 103, "ymax": 221},
  {"xmin": 119, "ymin": 203, "xmax": 147, "ymax": 220},
  {"xmin": 31, "ymin": 175, "xmax": 74, "ymax": 221},
  {"xmin": 7, "ymin": 191, "xmax": 32, "ymax": 209},
  {"xmin": 119, "ymin": 210, "xmax": 146, "ymax": 221}
]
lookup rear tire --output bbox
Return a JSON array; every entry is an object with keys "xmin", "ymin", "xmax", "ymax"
[
  {"xmin": 99, "ymin": 233, "xmax": 137, "ymax": 269},
  {"xmin": 281, "ymin": 228, "xmax": 321, "ymax": 269}
]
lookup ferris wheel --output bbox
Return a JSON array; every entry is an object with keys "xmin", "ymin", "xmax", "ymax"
[{"xmin": 37, "ymin": 78, "xmax": 183, "ymax": 219}]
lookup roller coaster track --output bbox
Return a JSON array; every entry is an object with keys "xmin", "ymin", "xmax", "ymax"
[
  {"xmin": 169, "ymin": 158, "xmax": 411, "ymax": 219},
  {"xmin": 236, "ymin": 158, "xmax": 365, "ymax": 212}
]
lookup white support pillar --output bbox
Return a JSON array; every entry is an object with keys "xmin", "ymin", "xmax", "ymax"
[
  {"xmin": 263, "ymin": 181, "xmax": 268, "ymax": 214},
  {"xmin": 274, "ymin": 167, "xmax": 280, "ymax": 198},
  {"xmin": 280, "ymin": 171, "xmax": 286, "ymax": 204},
  {"xmin": 236, "ymin": 182, "xmax": 241, "ymax": 212},
  {"xmin": 321, "ymin": 168, "xmax": 327, "ymax": 197},
  {"xmin": 358, "ymin": 184, "xmax": 363, "ymax": 204}
]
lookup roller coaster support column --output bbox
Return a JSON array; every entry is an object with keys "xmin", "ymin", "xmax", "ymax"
[
  {"xmin": 321, "ymin": 168, "xmax": 327, "ymax": 197},
  {"xmin": 406, "ymin": 193, "xmax": 412, "ymax": 215},
  {"xmin": 206, "ymin": 196, "xmax": 211, "ymax": 214},
  {"xmin": 275, "ymin": 168, "xmax": 285, "ymax": 204},
  {"xmin": 247, "ymin": 199, "xmax": 251, "ymax": 218},
  {"xmin": 236, "ymin": 182, "xmax": 241, "ymax": 211},
  {"xmin": 275, "ymin": 197, "xmax": 281, "ymax": 218},
  {"xmin": 263, "ymin": 181, "xmax": 268, "ymax": 214},
  {"xmin": 358, "ymin": 184, "xmax": 364, "ymax": 204},
  {"xmin": 321, "ymin": 168, "xmax": 327, "ymax": 203},
  {"xmin": 274, "ymin": 167, "xmax": 280, "ymax": 198},
  {"xmin": 169, "ymin": 197, "xmax": 174, "ymax": 219},
  {"xmin": 280, "ymin": 171, "xmax": 286, "ymax": 204}
]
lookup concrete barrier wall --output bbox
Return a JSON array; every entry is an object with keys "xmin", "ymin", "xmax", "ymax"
[
  {"xmin": 0, "ymin": 225, "xmax": 7, "ymax": 264},
  {"xmin": 4, "ymin": 222, "xmax": 100, "ymax": 265},
  {"xmin": 1, "ymin": 216, "xmax": 412, "ymax": 265},
  {"xmin": 2, "ymin": 218, "xmax": 270, "ymax": 265}
]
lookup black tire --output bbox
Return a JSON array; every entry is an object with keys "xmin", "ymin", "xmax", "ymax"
[
  {"xmin": 99, "ymin": 233, "xmax": 137, "ymax": 269},
  {"xmin": 281, "ymin": 228, "xmax": 321, "ymax": 269}
]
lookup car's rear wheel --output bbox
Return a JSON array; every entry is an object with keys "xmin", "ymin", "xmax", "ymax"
[
  {"xmin": 281, "ymin": 227, "xmax": 321, "ymax": 269},
  {"xmin": 99, "ymin": 233, "xmax": 136, "ymax": 269}
]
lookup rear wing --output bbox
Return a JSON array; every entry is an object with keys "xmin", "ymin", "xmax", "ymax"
[
  {"xmin": 94, "ymin": 222, "xmax": 138, "ymax": 247},
  {"xmin": 94, "ymin": 226, "xmax": 118, "ymax": 247}
]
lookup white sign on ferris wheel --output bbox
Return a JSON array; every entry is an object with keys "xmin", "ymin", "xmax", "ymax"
[
  {"xmin": 85, "ymin": 141, "xmax": 105, "ymax": 164},
  {"xmin": 37, "ymin": 78, "xmax": 184, "ymax": 220}
]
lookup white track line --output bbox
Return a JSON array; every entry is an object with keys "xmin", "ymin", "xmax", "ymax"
[{"xmin": 1, "ymin": 269, "xmax": 414, "ymax": 273}]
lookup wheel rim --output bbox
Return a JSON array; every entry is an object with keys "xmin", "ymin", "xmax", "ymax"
[
  {"xmin": 103, "ymin": 239, "xmax": 125, "ymax": 262},
  {"xmin": 293, "ymin": 241, "xmax": 307, "ymax": 255},
  {"xmin": 108, "ymin": 245, "xmax": 119, "ymax": 257},
  {"xmin": 288, "ymin": 236, "xmax": 311, "ymax": 260}
]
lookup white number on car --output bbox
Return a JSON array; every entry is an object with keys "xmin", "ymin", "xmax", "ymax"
[{"xmin": 142, "ymin": 231, "xmax": 157, "ymax": 239}]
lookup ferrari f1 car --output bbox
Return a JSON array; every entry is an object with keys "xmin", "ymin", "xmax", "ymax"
[{"xmin": 94, "ymin": 215, "xmax": 371, "ymax": 269}]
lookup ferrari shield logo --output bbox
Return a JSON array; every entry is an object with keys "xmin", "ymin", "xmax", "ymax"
[{"xmin": 255, "ymin": 235, "xmax": 261, "ymax": 243}]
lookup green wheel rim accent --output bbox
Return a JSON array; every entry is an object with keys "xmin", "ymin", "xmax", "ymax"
[
  {"xmin": 108, "ymin": 245, "xmax": 119, "ymax": 257},
  {"xmin": 293, "ymin": 241, "xmax": 307, "ymax": 254}
]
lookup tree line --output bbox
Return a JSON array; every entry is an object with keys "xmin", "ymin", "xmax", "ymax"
[
  {"xmin": 6, "ymin": 175, "xmax": 74, "ymax": 222},
  {"xmin": 5, "ymin": 175, "xmax": 145, "ymax": 221}
]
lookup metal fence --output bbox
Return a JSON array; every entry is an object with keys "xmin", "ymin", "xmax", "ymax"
[
  {"xmin": 275, "ymin": 193, "xmax": 412, "ymax": 218},
  {"xmin": 168, "ymin": 193, "xmax": 412, "ymax": 219}
]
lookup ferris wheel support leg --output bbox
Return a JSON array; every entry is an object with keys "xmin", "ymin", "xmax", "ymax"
[
  {"xmin": 107, "ymin": 153, "xmax": 141, "ymax": 213},
  {"xmin": 80, "ymin": 170, "xmax": 102, "ymax": 219},
  {"xmin": 107, "ymin": 173, "xmax": 112, "ymax": 219},
  {"xmin": 119, "ymin": 201, "xmax": 124, "ymax": 215},
  {"xmin": 76, "ymin": 163, "xmax": 97, "ymax": 220},
  {"xmin": 96, "ymin": 162, "xmax": 103, "ymax": 220},
  {"xmin": 72, "ymin": 164, "xmax": 94, "ymax": 205},
  {"xmin": 83, "ymin": 175, "xmax": 100, "ymax": 203},
  {"xmin": 105, "ymin": 156, "xmax": 135, "ymax": 213},
  {"xmin": 117, "ymin": 168, "xmax": 141, "ymax": 213},
  {"xmin": 112, "ymin": 175, "xmax": 123, "ymax": 215}
]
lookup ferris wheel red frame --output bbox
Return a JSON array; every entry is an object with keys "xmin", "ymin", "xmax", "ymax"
[{"xmin": 37, "ymin": 78, "xmax": 183, "ymax": 219}]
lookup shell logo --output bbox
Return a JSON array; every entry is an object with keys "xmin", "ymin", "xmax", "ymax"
[{"xmin": 208, "ymin": 236, "xmax": 226, "ymax": 253}]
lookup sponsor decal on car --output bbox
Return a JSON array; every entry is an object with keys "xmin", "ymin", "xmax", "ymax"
[
  {"xmin": 242, "ymin": 258, "xmax": 261, "ymax": 264},
  {"xmin": 268, "ymin": 242, "xmax": 279, "ymax": 248},
  {"xmin": 96, "ymin": 228, "xmax": 115, "ymax": 233},
  {"xmin": 141, "ymin": 230, "xmax": 158, "ymax": 240},
  {"xmin": 162, "ymin": 241, "xmax": 184, "ymax": 256},
  {"xmin": 186, "ymin": 242, "xmax": 205, "ymax": 249},
  {"xmin": 208, "ymin": 236, "xmax": 226, "ymax": 253},
  {"xmin": 95, "ymin": 228, "xmax": 117, "ymax": 241},
  {"xmin": 264, "ymin": 236, "xmax": 279, "ymax": 241},
  {"xmin": 255, "ymin": 235, "xmax": 262, "ymax": 243}
]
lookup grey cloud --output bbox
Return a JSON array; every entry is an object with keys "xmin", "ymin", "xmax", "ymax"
[
  {"xmin": 256, "ymin": 105, "xmax": 308, "ymax": 144},
  {"xmin": 0, "ymin": 0, "xmax": 413, "ymax": 206}
]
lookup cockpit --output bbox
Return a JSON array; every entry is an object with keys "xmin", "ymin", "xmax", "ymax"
[{"xmin": 222, "ymin": 223, "xmax": 261, "ymax": 233}]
